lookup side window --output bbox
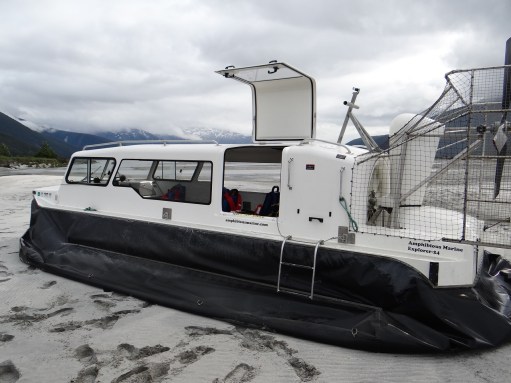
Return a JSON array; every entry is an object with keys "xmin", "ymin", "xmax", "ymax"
[
  {"xmin": 66, "ymin": 157, "xmax": 116, "ymax": 185},
  {"xmin": 154, "ymin": 161, "xmax": 176, "ymax": 180},
  {"xmin": 114, "ymin": 159, "xmax": 154, "ymax": 183},
  {"xmin": 176, "ymin": 161, "xmax": 198, "ymax": 181},
  {"xmin": 153, "ymin": 161, "xmax": 200, "ymax": 181},
  {"xmin": 114, "ymin": 159, "xmax": 212, "ymax": 205},
  {"xmin": 67, "ymin": 158, "xmax": 89, "ymax": 183},
  {"xmin": 114, "ymin": 159, "xmax": 159, "ymax": 199}
]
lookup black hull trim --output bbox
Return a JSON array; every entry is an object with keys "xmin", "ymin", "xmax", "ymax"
[{"xmin": 19, "ymin": 200, "xmax": 511, "ymax": 352}]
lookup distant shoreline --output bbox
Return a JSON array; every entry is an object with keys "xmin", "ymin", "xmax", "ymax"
[
  {"xmin": 0, "ymin": 156, "xmax": 67, "ymax": 177},
  {"xmin": 0, "ymin": 166, "xmax": 66, "ymax": 177},
  {"xmin": 0, "ymin": 157, "xmax": 67, "ymax": 167}
]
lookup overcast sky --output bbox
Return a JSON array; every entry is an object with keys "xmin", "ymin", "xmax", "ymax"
[{"xmin": 0, "ymin": 0, "xmax": 510, "ymax": 142}]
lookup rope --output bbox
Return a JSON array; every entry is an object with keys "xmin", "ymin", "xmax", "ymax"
[{"xmin": 339, "ymin": 196, "xmax": 358, "ymax": 232}]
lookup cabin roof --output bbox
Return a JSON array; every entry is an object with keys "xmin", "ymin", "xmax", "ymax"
[{"xmin": 72, "ymin": 142, "xmax": 291, "ymax": 161}]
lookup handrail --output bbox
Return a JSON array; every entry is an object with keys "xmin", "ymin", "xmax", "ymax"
[{"xmin": 83, "ymin": 139, "xmax": 219, "ymax": 150}]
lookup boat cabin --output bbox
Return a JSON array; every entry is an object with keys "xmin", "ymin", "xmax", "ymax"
[{"xmin": 54, "ymin": 140, "xmax": 364, "ymax": 242}]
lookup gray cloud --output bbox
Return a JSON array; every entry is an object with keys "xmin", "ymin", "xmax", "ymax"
[{"xmin": 0, "ymin": 0, "xmax": 510, "ymax": 142}]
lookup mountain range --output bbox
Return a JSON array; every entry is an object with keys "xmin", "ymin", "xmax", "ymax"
[
  {"xmin": 0, "ymin": 112, "xmax": 252, "ymax": 158},
  {"xmin": 3, "ymin": 110, "xmax": 505, "ymax": 159}
]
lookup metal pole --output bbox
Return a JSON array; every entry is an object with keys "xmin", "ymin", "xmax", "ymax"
[{"xmin": 337, "ymin": 88, "xmax": 360, "ymax": 143}]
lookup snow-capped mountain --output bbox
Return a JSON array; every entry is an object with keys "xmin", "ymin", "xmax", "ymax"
[
  {"xmin": 95, "ymin": 128, "xmax": 162, "ymax": 142},
  {"xmin": 93, "ymin": 127, "xmax": 252, "ymax": 144},
  {"xmin": 93, "ymin": 127, "xmax": 251, "ymax": 144},
  {"xmin": 182, "ymin": 127, "xmax": 251, "ymax": 144}
]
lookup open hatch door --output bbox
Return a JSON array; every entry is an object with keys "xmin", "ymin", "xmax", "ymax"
[{"xmin": 217, "ymin": 62, "xmax": 316, "ymax": 142}]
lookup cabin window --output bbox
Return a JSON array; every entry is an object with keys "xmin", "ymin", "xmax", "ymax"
[
  {"xmin": 65, "ymin": 157, "xmax": 116, "ymax": 186},
  {"xmin": 114, "ymin": 159, "xmax": 154, "ymax": 181},
  {"xmin": 154, "ymin": 161, "xmax": 205, "ymax": 182},
  {"xmin": 114, "ymin": 159, "xmax": 212, "ymax": 204},
  {"xmin": 223, "ymin": 147, "xmax": 282, "ymax": 215}
]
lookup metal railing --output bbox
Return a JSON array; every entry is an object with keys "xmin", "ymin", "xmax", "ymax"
[{"xmin": 83, "ymin": 139, "xmax": 219, "ymax": 150}]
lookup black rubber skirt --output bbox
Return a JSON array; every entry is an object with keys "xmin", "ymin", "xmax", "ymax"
[{"xmin": 19, "ymin": 200, "xmax": 511, "ymax": 352}]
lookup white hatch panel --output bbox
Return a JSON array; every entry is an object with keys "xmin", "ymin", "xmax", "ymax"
[
  {"xmin": 279, "ymin": 144, "xmax": 354, "ymax": 241},
  {"xmin": 217, "ymin": 62, "xmax": 316, "ymax": 142}
]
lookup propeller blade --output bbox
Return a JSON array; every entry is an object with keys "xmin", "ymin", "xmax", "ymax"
[
  {"xmin": 493, "ymin": 142, "xmax": 507, "ymax": 199},
  {"xmin": 493, "ymin": 38, "xmax": 511, "ymax": 199}
]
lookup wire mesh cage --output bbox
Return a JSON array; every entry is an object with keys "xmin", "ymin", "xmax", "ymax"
[{"xmin": 351, "ymin": 65, "xmax": 511, "ymax": 249}]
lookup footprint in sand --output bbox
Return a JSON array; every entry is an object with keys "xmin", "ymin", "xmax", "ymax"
[
  {"xmin": 89, "ymin": 292, "xmax": 135, "ymax": 310},
  {"xmin": 39, "ymin": 281, "xmax": 57, "ymax": 289},
  {"xmin": 90, "ymin": 293, "xmax": 128, "ymax": 301},
  {"xmin": 9, "ymin": 307, "xmax": 26, "ymax": 313},
  {"xmin": 0, "ymin": 360, "xmax": 20, "ymax": 383},
  {"xmin": 75, "ymin": 344, "xmax": 98, "ymax": 366},
  {"xmin": 50, "ymin": 309, "xmax": 141, "ymax": 333},
  {"xmin": 0, "ymin": 333, "xmax": 14, "ymax": 343},
  {"xmin": 92, "ymin": 299, "xmax": 116, "ymax": 310},
  {"xmin": 236, "ymin": 329, "xmax": 320, "ymax": 382},
  {"xmin": 117, "ymin": 343, "xmax": 170, "ymax": 361},
  {"xmin": 185, "ymin": 326, "xmax": 233, "ymax": 337},
  {"xmin": 183, "ymin": 326, "xmax": 320, "ymax": 382},
  {"xmin": 112, "ymin": 365, "xmax": 150, "ymax": 383},
  {"xmin": 0, "ymin": 268, "xmax": 12, "ymax": 283},
  {"xmin": 111, "ymin": 362, "xmax": 169, "ymax": 383},
  {"xmin": 176, "ymin": 345, "xmax": 215, "ymax": 365},
  {"xmin": 74, "ymin": 365, "xmax": 98, "ymax": 383},
  {"xmin": 50, "ymin": 322, "xmax": 83, "ymax": 333},
  {"xmin": 71, "ymin": 341, "xmax": 174, "ymax": 383},
  {"xmin": 110, "ymin": 344, "xmax": 171, "ymax": 383},
  {"xmin": 73, "ymin": 345, "xmax": 99, "ymax": 383},
  {"xmin": 214, "ymin": 363, "xmax": 257, "ymax": 383},
  {"xmin": 1, "ymin": 306, "xmax": 74, "ymax": 326}
]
